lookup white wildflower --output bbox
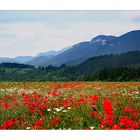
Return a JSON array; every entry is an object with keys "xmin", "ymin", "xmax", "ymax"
[
  {"xmin": 63, "ymin": 110, "xmax": 68, "ymax": 113},
  {"xmin": 47, "ymin": 109, "xmax": 51, "ymax": 112},
  {"xmin": 26, "ymin": 127, "xmax": 31, "ymax": 130},
  {"xmin": 55, "ymin": 108, "xmax": 61, "ymax": 112},
  {"xmin": 90, "ymin": 126, "xmax": 95, "ymax": 130}
]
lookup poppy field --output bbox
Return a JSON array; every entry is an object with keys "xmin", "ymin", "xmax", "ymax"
[{"xmin": 0, "ymin": 82, "xmax": 140, "ymax": 130}]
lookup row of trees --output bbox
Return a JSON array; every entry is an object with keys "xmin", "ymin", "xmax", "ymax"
[
  {"xmin": 0, "ymin": 65, "xmax": 140, "ymax": 82},
  {"xmin": 0, "ymin": 51, "xmax": 140, "ymax": 82},
  {"xmin": 0, "ymin": 63, "xmax": 34, "ymax": 68},
  {"xmin": 83, "ymin": 67, "xmax": 140, "ymax": 81}
]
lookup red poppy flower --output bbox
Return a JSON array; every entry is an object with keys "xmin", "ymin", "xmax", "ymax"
[
  {"xmin": 89, "ymin": 111, "xmax": 95, "ymax": 117},
  {"xmin": 124, "ymin": 108, "xmax": 132, "ymax": 113},
  {"xmin": 107, "ymin": 120, "xmax": 115, "ymax": 126},
  {"xmin": 91, "ymin": 101, "xmax": 96, "ymax": 105},
  {"xmin": 51, "ymin": 119, "xmax": 57, "ymax": 125},
  {"xmin": 104, "ymin": 100, "xmax": 113, "ymax": 115},
  {"xmin": 22, "ymin": 121, "xmax": 28, "ymax": 126},
  {"xmin": 55, "ymin": 118, "xmax": 61, "ymax": 121},
  {"xmin": 4, "ymin": 120, "xmax": 14, "ymax": 128},
  {"xmin": 92, "ymin": 95, "xmax": 98, "ymax": 101},
  {"xmin": 39, "ymin": 103, "xmax": 46, "ymax": 110},
  {"xmin": 0, "ymin": 126, "xmax": 5, "ymax": 130},
  {"xmin": 21, "ymin": 115, "xmax": 26, "ymax": 119},
  {"xmin": 65, "ymin": 102, "xmax": 71, "ymax": 107},
  {"xmin": 112, "ymin": 124, "xmax": 120, "ymax": 130},
  {"xmin": 51, "ymin": 118, "xmax": 61, "ymax": 125},
  {"xmin": 35, "ymin": 120, "xmax": 43, "ymax": 126},
  {"xmin": 3, "ymin": 103, "xmax": 10, "ymax": 109},
  {"xmin": 29, "ymin": 109, "xmax": 37, "ymax": 113},
  {"xmin": 78, "ymin": 98, "xmax": 86, "ymax": 105},
  {"xmin": 132, "ymin": 111, "xmax": 139, "ymax": 118}
]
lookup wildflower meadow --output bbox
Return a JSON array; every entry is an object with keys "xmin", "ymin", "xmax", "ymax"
[{"xmin": 0, "ymin": 82, "xmax": 140, "ymax": 130}]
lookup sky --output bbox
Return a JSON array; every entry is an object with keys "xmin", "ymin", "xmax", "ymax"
[{"xmin": 0, "ymin": 10, "xmax": 140, "ymax": 57}]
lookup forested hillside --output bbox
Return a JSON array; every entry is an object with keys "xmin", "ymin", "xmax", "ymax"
[{"xmin": 0, "ymin": 51, "xmax": 140, "ymax": 81}]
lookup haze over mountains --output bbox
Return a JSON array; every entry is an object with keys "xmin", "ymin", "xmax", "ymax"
[
  {"xmin": 0, "ymin": 47, "xmax": 70, "ymax": 64},
  {"xmin": 0, "ymin": 29, "xmax": 140, "ymax": 66}
]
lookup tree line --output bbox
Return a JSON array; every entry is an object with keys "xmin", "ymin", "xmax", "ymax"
[{"xmin": 0, "ymin": 51, "xmax": 140, "ymax": 82}]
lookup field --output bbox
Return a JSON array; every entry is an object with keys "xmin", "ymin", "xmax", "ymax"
[{"xmin": 0, "ymin": 82, "xmax": 140, "ymax": 130}]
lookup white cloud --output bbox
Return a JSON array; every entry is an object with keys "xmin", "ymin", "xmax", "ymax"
[{"xmin": 0, "ymin": 13, "xmax": 140, "ymax": 57}]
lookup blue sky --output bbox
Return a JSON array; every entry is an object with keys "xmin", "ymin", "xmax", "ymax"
[{"xmin": 0, "ymin": 10, "xmax": 140, "ymax": 57}]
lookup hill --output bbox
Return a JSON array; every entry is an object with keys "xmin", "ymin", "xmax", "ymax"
[
  {"xmin": 27, "ymin": 30, "xmax": 140, "ymax": 66},
  {"xmin": 0, "ymin": 51, "xmax": 140, "ymax": 81}
]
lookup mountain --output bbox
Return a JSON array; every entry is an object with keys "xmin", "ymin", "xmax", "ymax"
[
  {"xmin": 1, "ymin": 29, "xmax": 140, "ymax": 66},
  {"xmin": 0, "ymin": 58, "xmax": 17, "ymax": 63},
  {"xmin": 76, "ymin": 51, "xmax": 140, "ymax": 74},
  {"xmin": 36, "ymin": 46, "xmax": 71, "ymax": 57},
  {"xmin": 36, "ymin": 51, "xmax": 58, "ymax": 57},
  {"xmin": 13, "ymin": 56, "xmax": 34, "ymax": 63},
  {"xmin": 27, "ymin": 35, "xmax": 116, "ymax": 66},
  {"xmin": 0, "ymin": 47, "xmax": 70, "ymax": 64},
  {"xmin": 0, "ymin": 56, "xmax": 34, "ymax": 64},
  {"xmin": 97, "ymin": 30, "xmax": 140, "ymax": 55},
  {"xmin": 26, "ymin": 56, "xmax": 48, "ymax": 66},
  {"xmin": 28, "ymin": 46, "xmax": 71, "ymax": 66},
  {"xmin": 27, "ymin": 30, "xmax": 140, "ymax": 66}
]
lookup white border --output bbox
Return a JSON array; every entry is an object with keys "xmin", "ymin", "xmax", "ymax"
[
  {"xmin": 0, "ymin": 0, "xmax": 140, "ymax": 10},
  {"xmin": 0, "ymin": 0, "xmax": 140, "ymax": 140},
  {"xmin": 0, "ymin": 130, "xmax": 140, "ymax": 140}
]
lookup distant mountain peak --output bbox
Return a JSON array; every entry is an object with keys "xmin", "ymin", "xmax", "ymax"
[
  {"xmin": 90, "ymin": 35, "xmax": 116, "ymax": 43},
  {"xmin": 36, "ymin": 46, "xmax": 71, "ymax": 57},
  {"xmin": 36, "ymin": 50, "xmax": 57, "ymax": 57},
  {"xmin": 27, "ymin": 30, "xmax": 140, "ymax": 66},
  {"xmin": 13, "ymin": 56, "xmax": 34, "ymax": 63},
  {"xmin": 1, "ymin": 29, "xmax": 140, "ymax": 67}
]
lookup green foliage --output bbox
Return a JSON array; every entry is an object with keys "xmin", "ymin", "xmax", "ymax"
[
  {"xmin": 0, "ymin": 51, "xmax": 140, "ymax": 82},
  {"xmin": 83, "ymin": 67, "xmax": 140, "ymax": 81}
]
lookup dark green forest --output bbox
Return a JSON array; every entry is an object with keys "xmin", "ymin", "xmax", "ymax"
[{"xmin": 0, "ymin": 51, "xmax": 140, "ymax": 82}]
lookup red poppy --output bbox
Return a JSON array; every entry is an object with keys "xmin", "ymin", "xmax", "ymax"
[
  {"xmin": 35, "ymin": 120, "xmax": 43, "ymax": 126},
  {"xmin": 89, "ymin": 111, "xmax": 98, "ymax": 117},
  {"xmin": 4, "ymin": 120, "xmax": 14, "ymax": 128},
  {"xmin": 91, "ymin": 101, "xmax": 96, "ymax": 105},
  {"xmin": 107, "ymin": 120, "xmax": 115, "ymax": 126},
  {"xmin": 78, "ymin": 98, "xmax": 86, "ymax": 105},
  {"xmin": 22, "ymin": 121, "xmax": 28, "ymax": 126},
  {"xmin": 51, "ymin": 118, "xmax": 61, "ymax": 125},
  {"xmin": 55, "ymin": 118, "xmax": 61, "ymax": 121},
  {"xmin": 3, "ymin": 103, "xmax": 10, "ymax": 109},
  {"xmin": 65, "ymin": 102, "xmax": 71, "ymax": 107},
  {"xmin": 21, "ymin": 115, "xmax": 26, "ymax": 119},
  {"xmin": 104, "ymin": 100, "xmax": 113, "ymax": 115},
  {"xmin": 112, "ymin": 124, "xmax": 120, "ymax": 130},
  {"xmin": 124, "ymin": 108, "xmax": 132, "ymax": 113},
  {"xmin": 51, "ymin": 119, "xmax": 57, "ymax": 125},
  {"xmin": 132, "ymin": 111, "xmax": 139, "ymax": 118},
  {"xmin": 92, "ymin": 95, "xmax": 98, "ymax": 101},
  {"xmin": 39, "ymin": 103, "xmax": 46, "ymax": 110},
  {"xmin": 29, "ymin": 109, "xmax": 37, "ymax": 113},
  {"xmin": 0, "ymin": 126, "xmax": 5, "ymax": 130}
]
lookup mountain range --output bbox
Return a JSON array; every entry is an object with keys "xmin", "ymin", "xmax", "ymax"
[
  {"xmin": 0, "ymin": 29, "xmax": 140, "ymax": 66},
  {"xmin": 0, "ymin": 47, "xmax": 70, "ymax": 64}
]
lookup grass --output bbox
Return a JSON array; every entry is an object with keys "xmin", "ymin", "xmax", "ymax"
[{"xmin": 0, "ymin": 82, "xmax": 140, "ymax": 130}]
